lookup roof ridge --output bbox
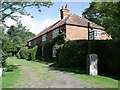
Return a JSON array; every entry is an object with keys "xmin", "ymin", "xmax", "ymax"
[{"xmin": 66, "ymin": 14, "xmax": 74, "ymax": 24}]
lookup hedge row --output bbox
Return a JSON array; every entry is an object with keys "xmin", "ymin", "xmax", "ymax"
[
  {"xmin": 58, "ymin": 40, "xmax": 120, "ymax": 76},
  {"xmin": 16, "ymin": 46, "xmax": 42, "ymax": 61}
]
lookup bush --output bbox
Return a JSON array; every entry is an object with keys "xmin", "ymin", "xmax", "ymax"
[
  {"xmin": 58, "ymin": 40, "xmax": 88, "ymax": 68},
  {"xmin": 0, "ymin": 50, "xmax": 7, "ymax": 68},
  {"xmin": 90, "ymin": 40, "xmax": 120, "ymax": 76},
  {"xmin": 28, "ymin": 46, "xmax": 38, "ymax": 61},
  {"xmin": 16, "ymin": 47, "xmax": 29, "ymax": 59},
  {"xmin": 43, "ymin": 42, "xmax": 54, "ymax": 62},
  {"xmin": 58, "ymin": 40, "xmax": 120, "ymax": 76},
  {"xmin": 36, "ymin": 45, "xmax": 42, "ymax": 60}
]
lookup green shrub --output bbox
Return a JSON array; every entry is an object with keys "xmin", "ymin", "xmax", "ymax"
[
  {"xmin": 17, "ymin": 47, "xmax": 29, "ymax": 59},
  {"xmin": 58, "ymin": 40, "xmax": 88, "ymax": 68},
  {"xmin": 28, "ymin": 46, "xmax": 38, "ymax": 61},
  {"xmin": 58, "ymin": 40, "xmax": 120, "ymax": 76},
  {"xmin": 90, "ymin": 40, "xmax": 120, "ymax": 76},
  {"xmin": 43, "ymin": 42, "xmax": 54, "ymax": 62},
  {"xmin": 16, "ymin": 51, "xmax": 20, "ymax": 59},
  {"xmin": 36, "ymin": 45, "xmax": 42, "ymax": 60},
  {"xmin": 0, "ymin": 50, "xmax": 7, "ymax": 67}
]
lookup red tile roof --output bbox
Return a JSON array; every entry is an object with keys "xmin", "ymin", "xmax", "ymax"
[{"xmin": 28, "ymin": 14, "xmax": 104, "ymax": 41}]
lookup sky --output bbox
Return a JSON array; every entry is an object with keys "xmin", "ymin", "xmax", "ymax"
[{"xmin": 5, "ymin": 2, "xmax": 91, "ymax": 35}]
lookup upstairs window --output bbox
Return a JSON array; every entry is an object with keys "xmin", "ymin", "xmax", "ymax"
[
  {"xmin": 34, "ymin": 40, "xmax": 37, "ymax": 45},
  {"xmin": 94, "ymin": 29, "xmax": 101, "ymax": 37},
  {"xmin": 42, "ymin": 34, "xmax": 46, "ymax": 42},
  {"xmin": 52, "ymin": 29, "xmax": 59, "ymax": 38}
]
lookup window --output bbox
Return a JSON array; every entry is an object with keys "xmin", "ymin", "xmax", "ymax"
[
  {"xmin": 34, "ymin": 40, "xmax": 37, "ymax": 45},
  {"xmin": 42, "ymin": 34, "xmax": 46, "ymax": 42},
  {"xmin": 52, "ymin": 29, "xmax": 59, "ymax": 38},
  {"xmin": 28, "ymin": 42, "xmax": 31, "ymax": 46},
  {"xmin": 94, "ymin": 29, "xmax": 101, "ymax": 37}
]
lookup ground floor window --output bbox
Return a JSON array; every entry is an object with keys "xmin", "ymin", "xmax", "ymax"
[{"xmin": 52, "ymin": 45, "xmax": 58, "ymax": 57}]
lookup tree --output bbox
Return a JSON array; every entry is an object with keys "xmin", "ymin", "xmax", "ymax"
[
  {"xmin": 7, "ymin": 21, "xmax": 35, "ymax": 45},
  {"xmin": 0, "ymin": 1, "xmax": 53, "ymax": 22},
  {"xmin": 82, "ymin": 2, "xmax": 120, "ymax": 40}
]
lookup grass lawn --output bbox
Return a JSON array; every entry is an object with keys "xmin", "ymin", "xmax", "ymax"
[{"xmin": 73, "ymin": 73, "xmax": 118, "ymax": 88}]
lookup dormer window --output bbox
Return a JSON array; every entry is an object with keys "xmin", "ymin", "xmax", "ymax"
[
  {"xmin": 42, "ymin": 34, "xmax": 46, "ymax": 42},
  {"xmin": 52, "ymin": 29, "xmax": 59, "ymax": 38}
]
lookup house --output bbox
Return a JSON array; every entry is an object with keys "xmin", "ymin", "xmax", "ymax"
[{"xmin": 27, "ymin": 5, "xmax": 110, "ymax": 57}]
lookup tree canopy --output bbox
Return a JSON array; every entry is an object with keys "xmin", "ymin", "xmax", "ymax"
[
  {"xmin": 0, "ymin": 1, "xmax": 53, "ymax": 22},
  {"xmin": 82, "ymin": 2, "xmax": 120, "ymax": 40}
]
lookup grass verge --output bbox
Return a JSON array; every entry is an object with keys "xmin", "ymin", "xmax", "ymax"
[{"xmin": 2, "ymin": 66, "xmax": 22, "ymax": 88}]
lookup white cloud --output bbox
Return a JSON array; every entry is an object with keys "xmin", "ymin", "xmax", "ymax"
[
  {"xmin": 5, "ymin": 15, "xmax": 59, "ymax": 35},
  {"xmin": 5, "ymin": 18, "xmax": 17, "ymax": 27}
]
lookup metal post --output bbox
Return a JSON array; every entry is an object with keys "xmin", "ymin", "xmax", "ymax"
[{"xmin": 88, "ymin": 22, "xmax": 90, "ymax": 54}]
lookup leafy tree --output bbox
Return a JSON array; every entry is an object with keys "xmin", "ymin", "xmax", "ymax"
[
  {"xmin": 0, "ymin": 1, "xmax": 53, "ymax": 22},
  {"xmin": 82, "ymin": 2, "xmax": 120, "ymax": 40},
  {"xmin": 7, "ymin": 21, "xmax": 35, "ymax": 45}
]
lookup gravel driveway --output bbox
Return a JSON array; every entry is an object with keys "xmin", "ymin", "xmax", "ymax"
[{"xmin": 17, "ymin": 65, "xmax": 99, "ymax": 88}]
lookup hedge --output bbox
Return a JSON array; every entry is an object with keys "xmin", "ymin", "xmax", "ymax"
[
  {"xmin": 58, "ymin": 40, "xmax": 120, "ymax": 76},
  {"xmin": 43, "ymin": 42, "xmax": 54, "ymax": 62},
  {"xmin": 58, "ymin": 40, "xmax": 88, "ymax": 68},
  {"xmin": 28, "ymin": 46, "xmax": 38, "ymax": 61},
  {"xmin": 16, "ymin": 47, "xmax": 29, "ymax": 59}
]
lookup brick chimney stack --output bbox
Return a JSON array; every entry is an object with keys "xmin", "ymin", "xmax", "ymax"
[{"xmin": 60, "ymin": 4, "xmax": 70, "ymax": 19}]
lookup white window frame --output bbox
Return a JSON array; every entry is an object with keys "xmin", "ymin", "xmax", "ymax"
[
  {"xmin": 42, "ymin": 34, "xmax": 46, "ymax": 42},
  {"xmin": 28, "ymin": 42, "xmax": 31, "ymax": 46},
  {"xmin": 94, "ymin": 29, "xmax": 101, "ymax": 37},
  {"xmin": 52, "ymin": 29, "xmax": 59, "ymax": 38}
]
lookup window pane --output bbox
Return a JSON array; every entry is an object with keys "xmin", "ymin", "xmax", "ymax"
[
  {"xmin": 42, "ymin": 34, "xmax": 46, "ymax": 42},
  {"xmin": 52, "ymin": 29, "xmax": 59, "ymax": 38}
]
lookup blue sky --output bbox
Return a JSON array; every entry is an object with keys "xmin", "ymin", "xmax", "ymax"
[
  {"xmin": 6, "ymin": 2, "xmax": 91, "ymax": 34},
  {"xmin": 26, "ymin": 2, "xmax": 90, "ymax": 21}
]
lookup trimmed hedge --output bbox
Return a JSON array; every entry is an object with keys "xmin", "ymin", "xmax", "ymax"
[
  {"xmin": 58, "ymin": 40, "xmax": 120, "ymax": 76},
  {"xmin": 36, "ymin": 45, "xmax": 42, "ymax": 60},
  {"xmin": 58, "ymin": 40, "xmax": 88, "ymax": 68},
  {"xmin": 43, "ymin": 42, "xmax": 54, "ymax": 62}
]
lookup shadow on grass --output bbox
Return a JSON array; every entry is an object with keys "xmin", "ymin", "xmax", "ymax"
[
  {"xmin": 49, "ymin": 62, "xmax": 120, "ymax": 80},
  {"xmin": 6, "ymin": 65, "xmax": 21, "ymax": 72},
  {"xmin": 49, "ymin": 62, "xmax": 87, "ymax": 75}
]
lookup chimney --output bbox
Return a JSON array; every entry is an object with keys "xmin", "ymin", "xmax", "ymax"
[{"xmin": 60, "ymin": 4, "xmax": 70, "ymax": 19}]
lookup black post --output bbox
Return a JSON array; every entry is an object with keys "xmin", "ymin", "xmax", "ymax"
[
  {"xmin": 88, "ymin": 22, "xmax": 90, "ymax": 54},
  {"xmin": 86, "ymin": 22, "xmax": 90, "ymax": 74}
]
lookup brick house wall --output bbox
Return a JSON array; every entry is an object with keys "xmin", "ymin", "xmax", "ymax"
[
  {"xmin": 66, "ymin": 25, "xmax": 109, "ymax": 40},
  {"xmin": 66, "ymin": 25, "xmax": 88, "ymax": 40}
]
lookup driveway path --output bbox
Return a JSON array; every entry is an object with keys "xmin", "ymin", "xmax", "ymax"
[{"xmin": 18, "ymin": 65, "xmax": 98, "ymax": 88}]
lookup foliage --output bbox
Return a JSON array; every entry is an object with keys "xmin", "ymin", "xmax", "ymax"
[
  {"xmin": 2, "ymin": 37, "xmax": 17, "ymax": 56},
  {"xmin": 28, "ymin": 46, "xmax": 38, "ymax": 61},
  {"xmin": 58, "ymin": 40, "xmax": 88, "ymax": 68},
  {"xmin": 90, "ymin": 40, "xmax": 120, "ymax": 76},
  {"xmin": 43, "ymin": 42, "xmax": 54, "ymax": 61},
  {"xmin": 82, "ymin": 2, "xmax": 120, "ymax": 40},
  {"xmin": 0, "ymin": 49, "xmax": 7, "ymax": 67},
  {"xmin": 16, "ymin": 47, "xmax": 29, "ymax": 59},
  {"xmin": 58, "ymin": 40, "xmax": 120, "ymax": 76},
  {"xmin": 7, "ymin": 21, "xmax": 36, "ymax": 46},
  {"xmin": 0, "ymin": 1, "xmax": 53, "ymax": 22},
  {"xmin": 42, "ymin": 30, "xmax": 66, "ymax": 61},
  {"xmin": 36, "ymin": 45, "xmax": 42, "ymax": 60}
]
